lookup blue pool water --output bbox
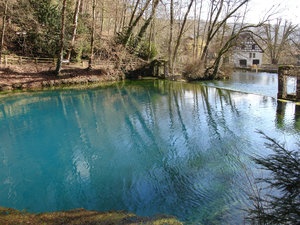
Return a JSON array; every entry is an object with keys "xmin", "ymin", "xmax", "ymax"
[{"xmin": 0, "ymin": 79, "xmax": 299, "ymax": 224}]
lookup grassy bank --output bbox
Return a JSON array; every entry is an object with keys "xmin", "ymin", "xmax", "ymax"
[{"xmin": 0, "ymin": 207, "xmax": 183, "ymax": 225}]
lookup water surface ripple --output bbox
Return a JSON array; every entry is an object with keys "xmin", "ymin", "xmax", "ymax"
[{"xmin": 0, "ymin": 79, "xmax": 299, "ymax": 224}]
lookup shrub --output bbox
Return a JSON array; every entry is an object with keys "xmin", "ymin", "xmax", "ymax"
[
  {"xmin": 247, "ymin": 131, "xmax": 300, "ymax": 225},
  {"xmin": 183, "ymin": 60, "xmax": 205, "ymax": 80},
  {"xmin": 137, "ymin": 41, "xmax": 158, "ymax": 60}
]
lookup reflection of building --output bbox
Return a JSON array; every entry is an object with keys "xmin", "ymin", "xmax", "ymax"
[{"xmin": 232, "ymin": 33, "xmax": 264, "ymax": 68}]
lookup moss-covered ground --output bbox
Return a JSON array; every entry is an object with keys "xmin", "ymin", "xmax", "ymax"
[{"xmin": 0, "ymin": 207, "xmax": 183, "ymax": 225}]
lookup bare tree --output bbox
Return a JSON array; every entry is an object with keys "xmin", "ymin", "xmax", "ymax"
[
  {"xmin": 134, "ymin": 0, "xmax": 160, "ymax": 48},
  {"xmin": 168, "ymin": 0, "xmax": 174, "ymax": 71},
  {"xmin": 66, "ymin": 0, "xmax": 82, "ymax": 62},
  {"xmin": 100, "ymin": 0, "xmax": 105, "ymax": 35},
  {"xmin": 88, "ymin": 0, "xmax": 97, "ymax": 70},
  {"xmin": 147, "ymin": 13, "xmax": 156, "ymax": 60},
  {"xmin": 200, "ymin": 0, "xmax": 249, "ymax": 64},
  {"xmin": 0, "ymin": 0, "xmax": 9, "ymax": 65},
  {"xmin": 119, "ymin": 0, "xmax": 129, "ymax": 33},
  {"xmin": 171, "ymin": 0, "xmax": 195, "ymax": 74},
  {"xmin": 195, "ymin": 0, "xmax": 204, "ymax": 58},
  {"xmin": 193, "ymin": 0, "xmax": 197, "ymax": 58},
  {"xmin": 208, "ymin": 23, "xmax": 264, "ymax": 78},
  {"xmin": 56, "ymin": 0, "xmax": 68, "ymax": 76},
  {"xmin": 128, "ymin": 0, "xmax": 141, "ymax": 27},
  {"xmin": 114, "ymin": 1, "xmax": 119, "ymax": 35},
  {"xmin": 263, "ymin": 19, "xmax": 297, "ymax": 64},
  {"xmin": 291, "ymin": 30, "xmax": 300, "ymax": 65},
  {"xmin": 292, "ymin": 29, "xmax": 300, "ymax": 51},
  {"xmin": 183, "ymin": 0, "xmax": 269, "ymax": 80},
  {"xmin": 123, "ymin": 0, "xmax": 152, "ymax": 45}
]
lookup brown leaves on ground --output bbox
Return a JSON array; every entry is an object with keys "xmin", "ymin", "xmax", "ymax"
[{"xmin": 0, "ymin": 64, "xmax": 122, "ymax": 91}]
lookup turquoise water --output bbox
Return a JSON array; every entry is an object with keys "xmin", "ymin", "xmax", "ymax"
[
  {"xmin": 201, "ymin": 71, "xmax": 297, "ymax": 97},
  {"xmin": 0, "ymin": 79, "xmax": 299, "ymax": 224}
]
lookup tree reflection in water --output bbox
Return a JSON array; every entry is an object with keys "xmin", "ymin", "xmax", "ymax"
[{"xmin": 0, "ymin": 80, "xmax": 299, "ymax": 224}]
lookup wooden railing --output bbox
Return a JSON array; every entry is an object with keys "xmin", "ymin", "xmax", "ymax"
[
  {"xmin": 1, "ymin": 55, "xmax": 56, "ymax": 65},
  {"xmin": 0, "ymin": 55, "xmax": 144, "ymax": 69}
]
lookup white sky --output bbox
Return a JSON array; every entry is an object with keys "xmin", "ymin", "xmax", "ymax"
[{"xmin": 246, "ymin": 0, "xmax": 300, "ymax": 24}]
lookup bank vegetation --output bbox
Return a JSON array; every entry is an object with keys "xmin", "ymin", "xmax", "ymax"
[{"xmin": 0, "ymin": 0, "xmax": 299, "ymax": 81}]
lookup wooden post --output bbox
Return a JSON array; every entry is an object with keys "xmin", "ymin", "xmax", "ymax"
[
  {"xmin": 4, "ymin": 55, "xmax": 7, "ymax": 66},
  {"xmin": 19, "ymin": 56, "xmax": 22, "ymax": 65}
]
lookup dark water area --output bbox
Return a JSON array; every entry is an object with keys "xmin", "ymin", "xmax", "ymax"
[{"xmin": 0, "ymin": 78, "xmax": 299, "ymax": 224}]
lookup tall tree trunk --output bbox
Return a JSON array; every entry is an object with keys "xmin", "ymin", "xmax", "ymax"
[
  {"xmin": 56, "ymin": 0, "xmax": 68, "ymax": 76},
  {"xmin": 119, "ymin": 0, "xmax": 128, "ymax": 33},
  {"xmin": 114, "ymin": 1, "xmax": 118, "ymax": 35},
  {"xmin": 200, "ymin": 0, "xmax": 224, "ymax": 63},
  {"xmin": 168, "ymin": 0, "xmax": 174, "ymax": 73},
  {"xmin": 134, "ymin": 0, "xmax": 159, "ymax": 48},
  {"xmin": 147, "ymin": 3, "xmax": 157, "ymax": 60},
  {"xmin": 219, "ymin": 0, "xmax": 231, "ymax": 50},
  {"xmin": 66, "ymin": 0, "xmax": 82, "ymax": 62},
  {"xmin": 0, "ymin": 0, "xmax": 9, "ymax": 65},
  {"xmin": 88, "ymin": 0, "xmax": 96, "ymax": 70},
  {"xmin": 147, "ymin": 20, "xmax": 154, "ymax": 60},
  {"xmin": 264, "ymin": 19, "xmax": 296, "ymax": 65},
  {"xmin": 195, "ymin": 0, "xmax": 203, "ymax": 58},
  {"xmin": 199, "ymin": 3, "xmax": 209, "ymax": 59},
  {"xmin": 100, "ymin": 1, "xmax": 105, "ymax": 35},
  {"xmin": 122, "ymin": 0, "xmax": 129, "ymax": 30},
  {"xmin": 200, "ymin": 0, "xmax": 248, "ymax": 64},
  {"xmin": 128, "ymin": 0, "xmax": 141, "ymax": 27},
  {"xmin": 193, "ymin": 0, "xmax": 197, "ymax": 59},
  {"xmin": 124, "ymin": 0, "xmax": 151, "ymax": 45},
  {"xmin": 80, "ymin": 0, "xmax": 84, "ymax": 14},
  {"xmin": 172, "ymin": 0, "xmax": 194, "ymax": 72}
]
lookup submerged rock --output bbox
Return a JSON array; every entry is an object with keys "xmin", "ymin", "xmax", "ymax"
[{"xmin": 0, "ymin": 207, "xmax": 183, "ymax": 225}]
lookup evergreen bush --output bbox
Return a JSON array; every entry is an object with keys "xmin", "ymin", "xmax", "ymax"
[{"xmin": 247, "ymin": 131, "xmax": 300, "ymax": 224}]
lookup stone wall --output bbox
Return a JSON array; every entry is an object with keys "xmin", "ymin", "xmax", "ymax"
[{"xmin": 277, "ymin": 65, "xmax": 300, "ymax": 101}]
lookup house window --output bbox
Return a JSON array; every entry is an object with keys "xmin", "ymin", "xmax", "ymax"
[
  {"xmin": 253, "ymin": 59, "xmax": 260, "ymax": 65},
  {"xmin": 253, "ymin": 53, "xmax": 256, "ymax": 58},
  {"xmin": 249, "ymin": 53, "xmax": 252, "ymax": 58},
  {"xmin": 252, "ymin": 44, "xmax": 255, "ymax": 50},
  {"xmin": 240, "ymin": 59, "xmax": 247, "ymax": 67}
]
